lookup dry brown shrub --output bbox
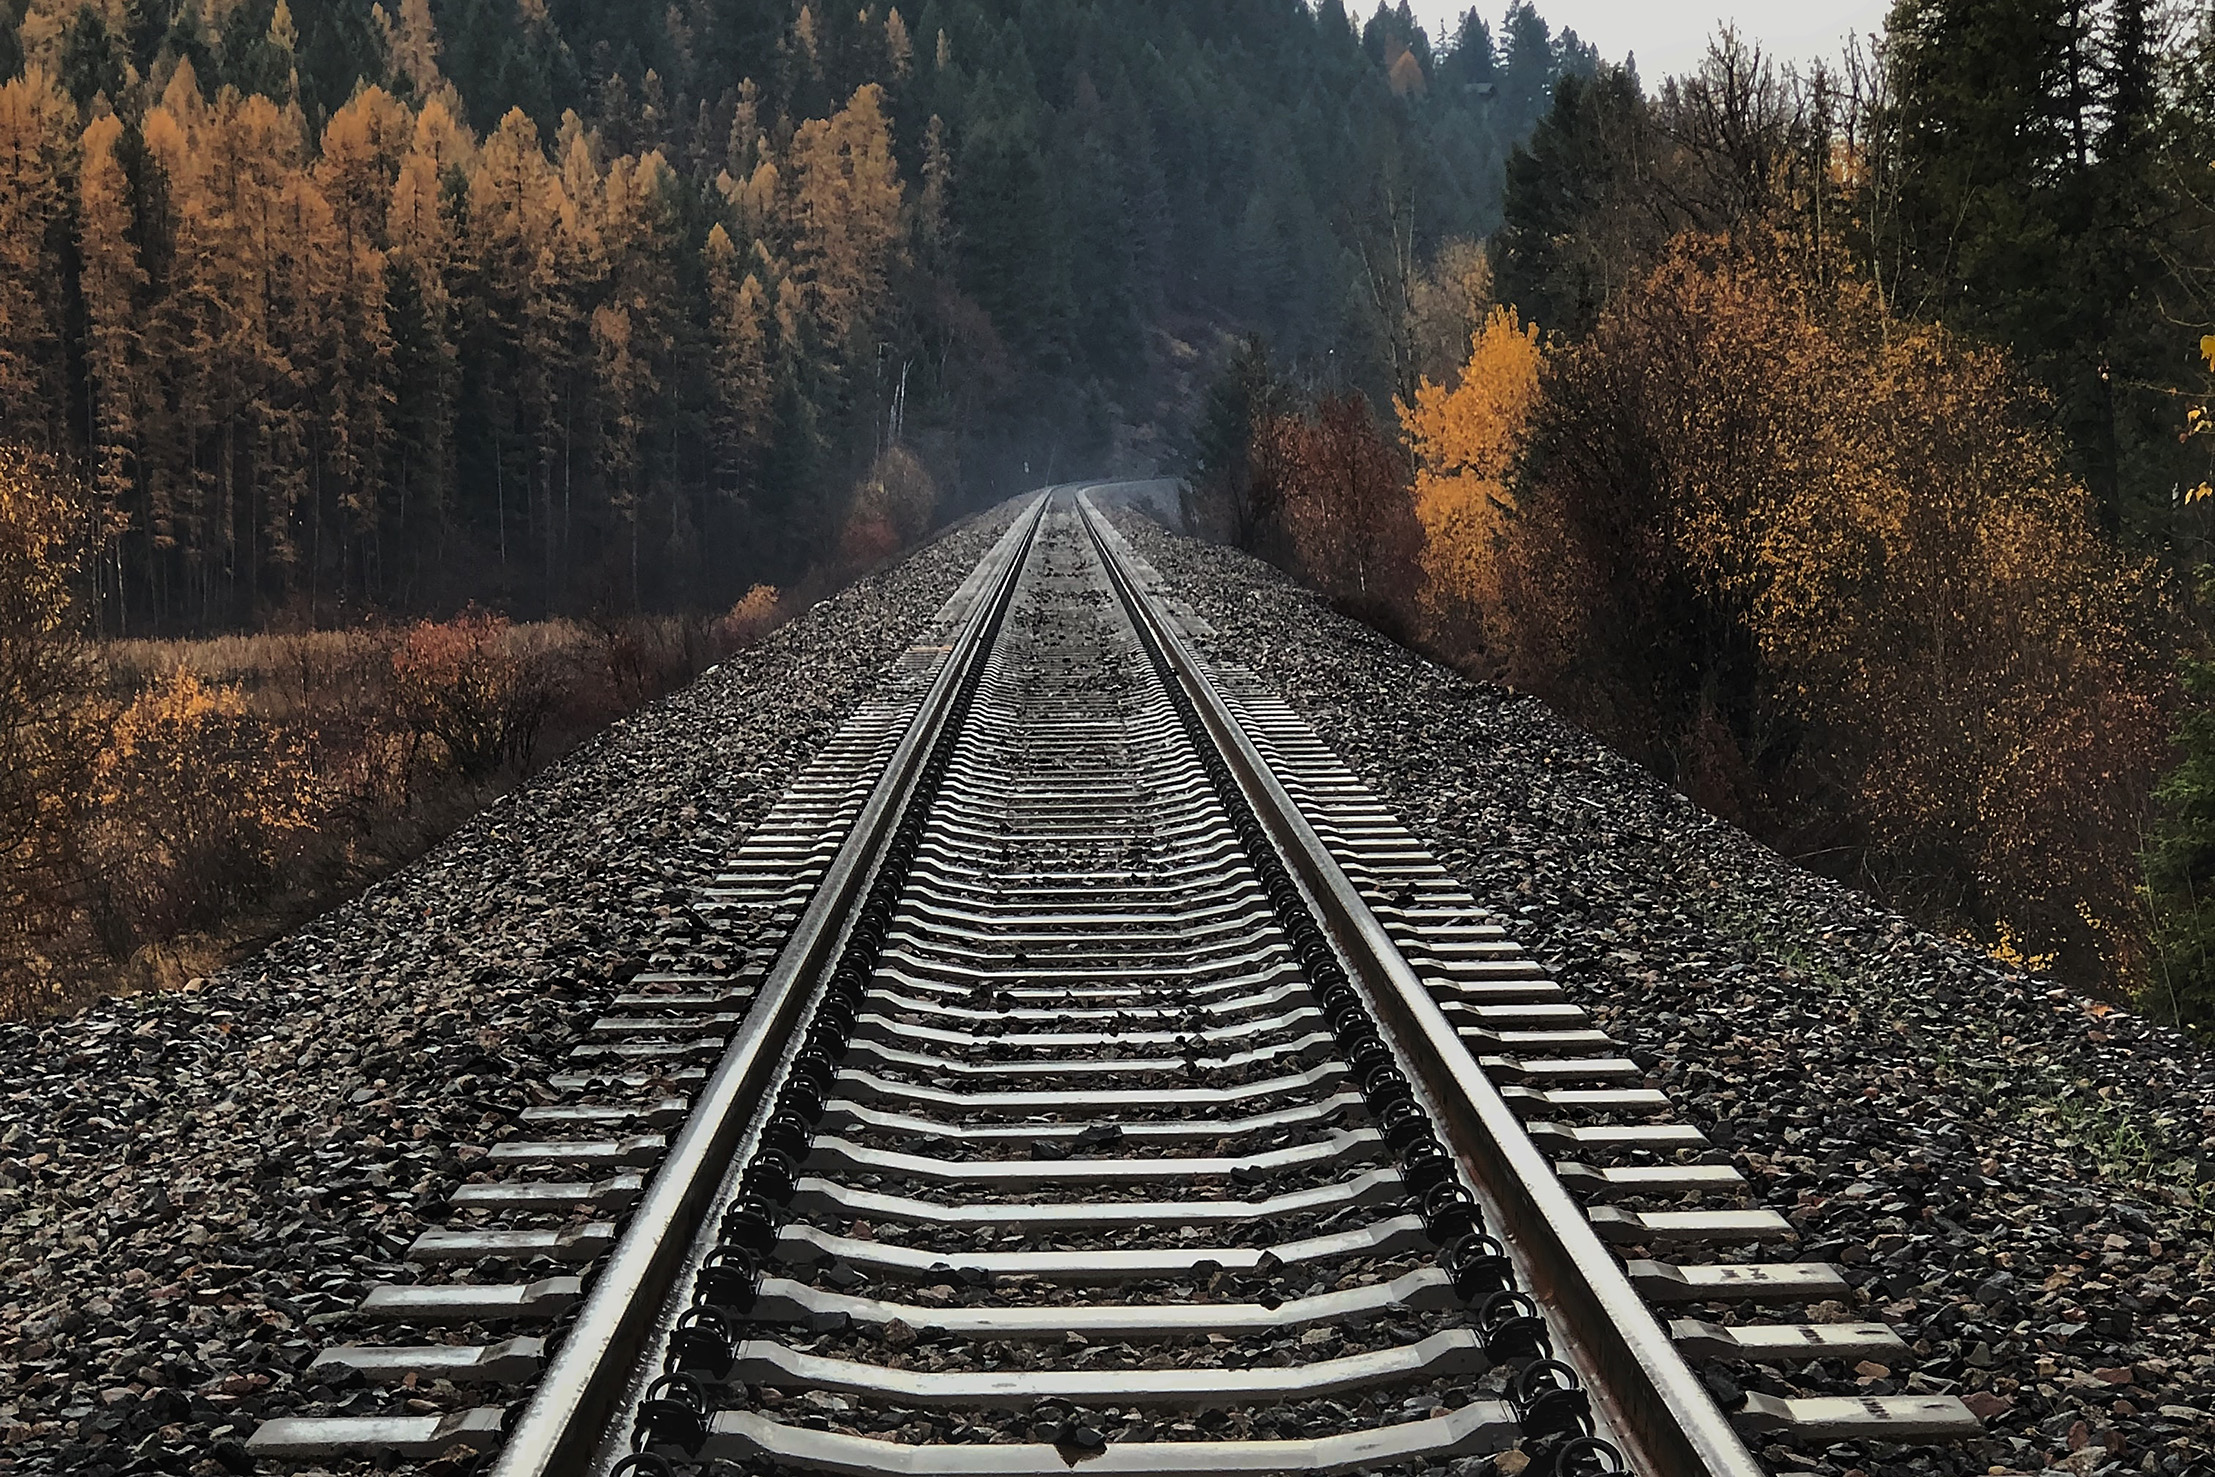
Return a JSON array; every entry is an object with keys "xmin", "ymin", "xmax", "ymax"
[
  {"xmin": 2, "ymin": 580, "xmax": 740, "ymax": 1017},
  {"xmin": 1268, "ymin": 395, "xmax": 1424, "ymax": 635},
  {"xmin": 839, "ymin": 446, "xmax": 939, "ymax": 569},
  {"xmin": 389, "ymin": 609, "xmax": 557, "ymax": 777},
  {"xmin": 575, "ymin": 615, "xmax": 720, "ymax": 715},
  {"xmin": 0, "ymin": 445, "xmax": 100, "ymax": 1013}
]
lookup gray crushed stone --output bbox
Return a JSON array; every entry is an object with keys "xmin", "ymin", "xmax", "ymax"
[
  {"xmin": 6, "ymin": 489, "xmax": 2210, "ymax": 1477},
  {"xmin": 1116, "ymin": 512, "xmax": 2215, "ymax": 1477},
  {"xmin": 0, "ymin": 504, "xmax": 1020, "ymax": 1477}
]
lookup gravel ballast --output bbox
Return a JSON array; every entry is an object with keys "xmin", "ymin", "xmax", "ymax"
[
  {"xmin": 0, "ymin": 505, "xmax": 1019, "ymax": 1477},
  {"xmin": 1115, "ymin": 512, "xmax": 2215, "ymax": 1477},
  {"xmin": 3, "ymin": 494, "xmax": 2211, "ymax": 1477}
]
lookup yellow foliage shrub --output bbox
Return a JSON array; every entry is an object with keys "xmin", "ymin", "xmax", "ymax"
[
  {"xmin": 715, "ymin": 584, "xmax": 787, "ymax": 648},
  {"xmin": 88, "ymin": 667, "xmax": 327, "ymax": 938},
  {"xmin": 1400, "ymin": 305, "xmax": 1543, "ymax": 656}
]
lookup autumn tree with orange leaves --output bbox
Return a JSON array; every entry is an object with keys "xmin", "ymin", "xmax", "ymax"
[
  {"xmin": 1499, "ymin": 235, "xmax": 2173, "ymax": 975},
  {"xmin": 1399, "ymin": 304, "xmax": 1543, "ymax": 663}
]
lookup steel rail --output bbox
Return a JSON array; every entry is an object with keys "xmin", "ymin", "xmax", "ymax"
[
  {"xmin": 487, "ymin": 491, "xmax": 1051, "ymax": 1477},
  {"xmin": 1075, "ymin": 488, "xmax": 1768, "ymax": 1477}
]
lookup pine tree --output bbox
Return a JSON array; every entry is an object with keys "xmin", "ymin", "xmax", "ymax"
[
  {"xmin": 313, "ymin": 90, "xmax": 403, "ymax": 602},
  {"xmin": 917, "ymin": 111, "xmax": 952, "ymax": 274},
  {"xmin": 2145, "ymin": 653, "xmax": 2215, "ymax": 1030},
  {"xmin": 385, "ymin": 93, "xmax": 467, "ymax": 587},
  {"xmin": 1439, "ymin": 9, "xmax": 1496, "ymax": 90},
  {"xmin": 471, "ymin": 106, "xmax": 563, "ymax": 575},
  {"xmin": 1495, "ymin": 64, "xmax": 1668, "ymax": 334},
  {"xmin": 593, "ymin": 149, "xmax": 679, "ymax": 607},
  {"xmin": 704, "ymin": 222, "xmax": 775, "ymax": 490},
  {"xmin": 1879, "ymin": 0, "xmax": 2132, "ymax": 519},
  {"xmin": 56, "ymin": 4, "xmax": 128, "ymax": 110},
  {"xmin": 1185, "ymin": 335, "xmax": 1292, "ymax": 551},
  {"xmin": 955, "ymin": 109, "xmax": 1069, "ymax": 368},
  {"xmin": 1498, "ymin": 1, "xmax": 1554, "ymax": 127}
]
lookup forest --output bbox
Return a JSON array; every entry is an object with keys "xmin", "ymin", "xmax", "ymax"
[
  {"xmin": 0, "ymin": 0, "xmax": 1594, "ymax": 1010},
  {"xmin": 1185, "ymin": 0, "xmax": 2215, "ymax": 1031},
  {"xmin": 0, "ymin": 0, "xmax": 1590, "ymax": 629}
]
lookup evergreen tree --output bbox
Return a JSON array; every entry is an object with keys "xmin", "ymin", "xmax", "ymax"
[
  {"xmin": 1878, "ymin": 0, "xmax": 2152, "ymax": 528},
  {"xmin": 0, "ymin": 67, "xmax": 70, "ymax": 452},
  {"xmin": 1439, "ymin": 9, "xmax": 1496, "ymax": 90},
  {"xmin": 1495, "ymin": 65, "xmax": 1665, "ymax": 335},
  {"xmin": 1498, "ymin": 1, "xmax": 1553, "ymax": 126},
  {"xmin": 77, "ymin": 108, "xmax": 145, "ymax": 626}
]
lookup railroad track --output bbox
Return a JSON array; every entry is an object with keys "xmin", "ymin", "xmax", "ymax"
[{"xmin": 247, "ymin": 489, "xmax": 1979, "ymax": 1477}]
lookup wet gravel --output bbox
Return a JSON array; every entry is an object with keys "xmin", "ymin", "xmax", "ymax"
[
  {"xmin": 0, "ymin": 506, "xmax": 1020, "ymax": 1477},
  {"xmin": 1116, "ymin": 512, "xmax": 2215, "ymax": 1477}
]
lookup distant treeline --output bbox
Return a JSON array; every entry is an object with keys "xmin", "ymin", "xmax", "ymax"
[{"xmin": 0, "ymin": 0, "xmax": 1595, "ymax": 632}]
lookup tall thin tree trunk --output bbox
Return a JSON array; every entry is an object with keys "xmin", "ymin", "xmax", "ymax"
[{"xmin": 311, "ymin": 444, "xmax": 323, "ymax": 625}]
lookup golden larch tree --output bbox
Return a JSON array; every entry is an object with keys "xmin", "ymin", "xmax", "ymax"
[
  {"xmin": 790, "ymin": 83, "xmax": 905, "ymax": 362},
  {"xmin": 318, "ymin": 86, "xmax": 412, "ymax": 247},
  {"xmin": 886, "ymin": 8, "xmax": 914, "ymax": 77},
  {"xmin": 380, "ymin": 0, "xmax": 450, "ymax": 107}
]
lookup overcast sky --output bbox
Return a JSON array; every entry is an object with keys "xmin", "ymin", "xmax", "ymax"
[{"xmin": 1413, "ymin": 2, "xmax": 1891, "ymax": 84}]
